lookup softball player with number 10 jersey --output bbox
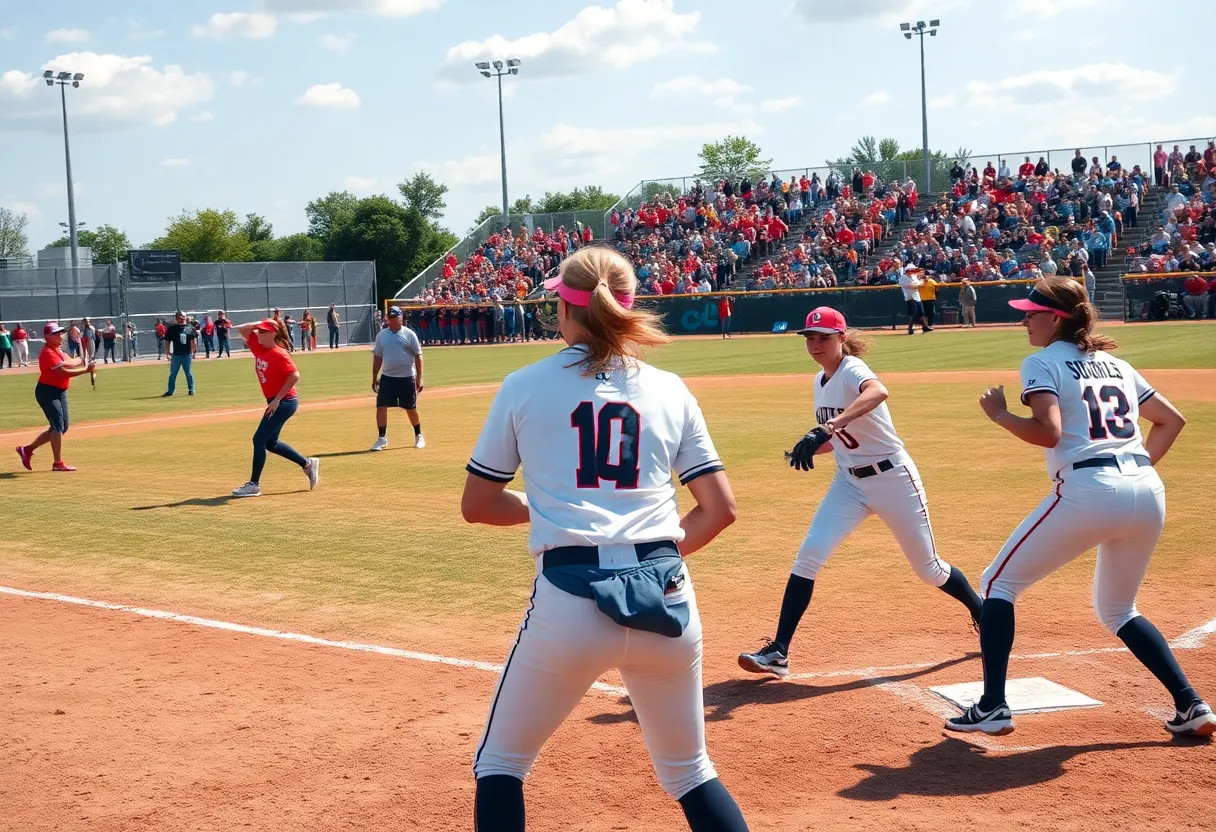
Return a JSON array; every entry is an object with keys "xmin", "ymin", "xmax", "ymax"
[
  {"xmin": 947, "ymin": 278, "xmax": 1214, "ymax": 737},
  {"xmin": 461, "ymin": 248, "xmax": 749, "ymax": 832}
]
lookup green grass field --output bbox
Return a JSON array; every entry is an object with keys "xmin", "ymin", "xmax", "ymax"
[
  {"xmin": 1, "ymin": 321, "xmax": 1213, "ymax": 647},
  {"xmin": 1, "ymin": 321, "xmax": 1212, "ymax": 431}
]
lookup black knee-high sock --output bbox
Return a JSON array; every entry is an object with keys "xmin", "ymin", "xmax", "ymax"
[
  {"xmin": 1117, "ymin": 616, "xmax": 1199, "ymax": 711},
  {"xmin": 938, "ymin": 566, "xmax": 983, "ymax": 620},
  {"xmin": 774, "ymin": 575, "xmax": 814, "ymax": 652},
  {"xmin": 413, "ymin": 422, "xmax": 422, "ymax": 436},
  {"xmin": 475, "ymin": 775, "xmax": 524, "ymax": 832},
  {"xmin": 978, "ymin": 598, "xmax": 1015, "ymax": 711},
  {"xmin": 678, "ymin": 779, "xmax": 749, "ymax": 832},
  {"xmin": 378, "ymin": 424, "xmax": 386, "ymax": 438}
]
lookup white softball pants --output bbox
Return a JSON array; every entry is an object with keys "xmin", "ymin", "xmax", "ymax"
[
  {"xmin": 982, "ymin": 465, "xmax": 1166, "ymax": 634},
  {"xmin": 792, "ymin": 453, "xmax": 951, "ymax": 587},
  {"xmin": 14, "ymin": 340, "xmax": 29, "ymax": 365},
  {"xmin": 473, "ymin": 564, "xmax": 718, "ymax": 800}
]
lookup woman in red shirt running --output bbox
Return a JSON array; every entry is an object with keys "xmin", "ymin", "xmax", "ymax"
[
  {"xmin": 16, "ymin": 322, "xmax": 95, "ymax": 472},
  {"xmin": 230, "ymin": 319, "xmax": 319, "ymax": 498}
]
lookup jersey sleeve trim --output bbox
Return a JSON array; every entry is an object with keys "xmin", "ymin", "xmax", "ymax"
[
  {"xmin": 678, "ymin": 460, "xmax": 725, "ymax": 486},
  {"xmin": 466, "ymin": 459, "xmax": 515, "ymax": 483},
  {"xmin": 1019, "ymin": 385, "xmax": 1058, "ymax": 405},
  {"xmin": 1137, "ymin": 388, "xmax": 1156, "ymax": 405}
]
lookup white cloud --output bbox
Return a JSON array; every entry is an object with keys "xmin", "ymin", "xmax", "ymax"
[
  {"xmin": 320, "ymin": 33, "xmax": 357, "ymax": 51},
  {"xmin": 965, "ymin": 62, "xmax": 1178, "ymax": 109},
  {"xmin": 437, "ymin": 0, "xmax": 716, "ymax": 85},
  {"xmin": 0, "ymin": 28, "xmax": 12, "ymax": 39},
  {"xmin": 258, "ymin": 0, "xmax": 446, "ymax": 17},
  {"xmin": 47, "ymin": 28, "xmax": 90, "ymax": 43},
  {"xmin": 760, "ymin": 96, "xmax": 802, "ymax": 113},
  {"xmin": 192, "ymin": 13, "xmax": 278, "ymax": 40},
  {"xmin": 3, "ymin": 201, "xmax": 41, "ymax": 218},
  {"xmin": 191, "ymin": 111, "xmax": 214, "ymax": 122},
  {"xmin": 343, "ymin": 175, "xmax": 379, "ymax": 193},
  {"xmin": 297, "ymin": 82, "xmax": 361, "ymax": 108},
  {"xmin": 540, "ymin": 119, "xmax": 764, "ymax": 173},
  {"xmin": 928, "ymin": 93, "xmax": 955, "ymax": 109},
  {"xmin": 861, "ymin": 90, "xmax": 891, "ymax": 106},
  {"xmin": 160, "ymin": 158, "xmax": 190, "ymax": 167},
  {"xmin": 1009, "ymin": 0, "xmax": 1097, "ymax": 17},
  {"xmin": 0, "ymin": 53, "xmax": 215, "ymax": 130},
  {"xmin": 286, "ymin": 12, "xmax": 328, "ymax": 23},
  {"xmin": 36, "ymin": 182, "xmax": 62, "ymax": 198},
  {"xmin": 793, "ymin": 0, "xmax": 970, "ymax": 25},
  {"xmin": 417, "ymin": 154, "xmax": 502, "ymax": 186},
  {"xmin": 229, "ymin": 70, "xmax": 250, "ymax": 87}
]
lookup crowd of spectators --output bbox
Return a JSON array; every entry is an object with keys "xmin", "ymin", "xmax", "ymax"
[{"xmin": 604, "ymin": 169, "xmax": 919, "ymax": 294}]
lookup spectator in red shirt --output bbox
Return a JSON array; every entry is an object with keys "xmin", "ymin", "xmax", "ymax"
[
  {"xmin": 15, "ymin": 322, "xmax": 95, "ymax": 473},
  {"xmin": 717, "ymin": 295, "xmax": 734, "ymax": 338},
  {"xmin": 1183, "ymin": 274, "xmax": 1209, "ymax": 318},
  {"xmin": 1018, "ymin": 157, "xmax": 1035, "ymax": 179},
  {"xmin": 229, "ymin": 318, "xmax": 318, "ymax": 498}
]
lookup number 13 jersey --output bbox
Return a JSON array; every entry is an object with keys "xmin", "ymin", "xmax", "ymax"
[
  {"xmin": 814, "ymin": 356, "xmax": 905, "ymax": 469},
  {"xmin": 1019, "ymin": 341, "xmax": 1153, "ymax": 479},
  {"xmin": 466, "ymin": 345, "xmax": 724, "ymax": 556}
]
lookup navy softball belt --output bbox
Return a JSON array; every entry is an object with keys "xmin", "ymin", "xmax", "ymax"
[
  {"xmin": 542, "ymin": 540, "xmax": 680, "ymax": 570},
  {"xmin": 848, "ymin": 459, "xmax": 895, "ymax": 479},
  {"xmin": 1073, "ymin": 454, "xmax": 1152, "ymax": 471}
]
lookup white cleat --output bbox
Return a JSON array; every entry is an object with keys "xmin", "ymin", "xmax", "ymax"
[
  {"xmin": 305, "ymin": 457, "xmax": 320, "ymax": 490},
  {"xmin": 231, "ymin": 481, "xmax": 261, "ymax": 498},
  {"xmin": 414, "ymin": 434, "xmax": 426, "ymax": 449},
  {"xmin": 370, "ymin": 436, "xmax": 389, "ymax": 452}
]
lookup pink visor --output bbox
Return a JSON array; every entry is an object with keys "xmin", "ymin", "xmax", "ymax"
[
  {"xmin": 544, "ymin": 275, "xmax": 634, "ymax": 309},
  {"xmin": 1009, "ymin": 288, "xmax": 1070, "ymax": 318}
]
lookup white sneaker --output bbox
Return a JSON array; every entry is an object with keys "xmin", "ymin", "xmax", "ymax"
[
  {"xmin": 370, "ymin": 436, "xmax": 389, "ymax": 452},
  {"xmin": 232, "ymin": 482, "xmax": 261, "ymax": 498},
  {"xmin": 305, "ymin": 457, "xmax": 320, "ymax": 490},
  {"xmin": 414, "ymin": 434, "xmax": 426, "ymax": 449}
]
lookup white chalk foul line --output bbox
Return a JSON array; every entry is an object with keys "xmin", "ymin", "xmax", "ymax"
[
  {"xmin": 0, "ymin": 585, "xmax": 629, "ymax": 697},
  {"xmin": 1171, "ymin": 617, "xmax": 1216, "ymax": 650}
]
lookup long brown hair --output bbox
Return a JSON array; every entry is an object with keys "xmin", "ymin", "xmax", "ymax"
[
  {"xmin": 1034, "ymin": 276, "xmax": 1117, "ymax": 353},
  {"xmin": 557, "ymin": 247, "xmax": 670, "ymax": 375},
  {"xmin": 267, "ymin": 320, "xmax": 292, "ymax": 352},
  {"xmin": 841, "ymin": 329, "xmax": 869, "ymax": 357}
]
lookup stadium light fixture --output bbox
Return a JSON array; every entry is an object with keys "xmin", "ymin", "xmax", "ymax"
[
  {"xmin": 45, "ymin": 68, "xmax": 85, "ymax": 269},
  {"xmin": 473, "ymin": 58, "xmax": 523, "ymax": 225},
  {"xmin": 899, "ymin": 19, "xmax": 941, "ymax": 196}
]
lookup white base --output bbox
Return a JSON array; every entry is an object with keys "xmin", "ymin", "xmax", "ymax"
[{"xmin": 929, "ymin": 677, "xmax": 1103, "ymax": 714}]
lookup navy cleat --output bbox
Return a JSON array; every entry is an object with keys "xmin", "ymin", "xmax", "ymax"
[
  {"xmin": 738, "ymin": 639, "xmax": 789, "ymax": 678},
  {"xmin": 1165, "ymin": 700, "xmax": 1216, "ymax": 737},
  {"xmin": 945, "ymin": 702, "xmax": 1015, "ymax": 736}
]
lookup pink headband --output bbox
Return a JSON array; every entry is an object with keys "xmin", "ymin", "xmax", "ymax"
[{"xmin": 543, "ymin": 275, "xmax": 634, "ymax": 309}]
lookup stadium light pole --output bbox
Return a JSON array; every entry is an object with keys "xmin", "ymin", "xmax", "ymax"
[
  {"xmin": 45, "ymin": 69, "xmax": 85, "ymax": 269},
  {"xmin": 475, "ymin": 58, "xmax": 520, "ymax": 226},
  {"xmin": 900, "ymin": 20, "xmax": 939, "ymax": 195}
]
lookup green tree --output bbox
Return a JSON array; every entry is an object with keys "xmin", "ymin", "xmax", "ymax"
[
  {"xmin": 397, "ymin": 172, "xmax": 448, "ymax": 221},
  {"xmin": 147, "ymin": 209, "xmax": 253, "ymax": 262},
  {"xmin": 323, "ymin": 196, "xmax": 429, "ymax": 295},
  {"xmin": 305, "ymin": 191, "xmax": 359, "ymax": 240},
  {"xmin": 46, "ymin": 224, "xmax": 132, "ymax": 263},
  {"xmin": 697, "ymin": 136, "xmax": 773, "ymax": 182},
  {"xmin": 241, "ymin": 213, "xmax": 274, "ymax": 243},
  {"xmin": 270, "ymin": 233, "xmax": 325, "ymax": 262},
  {"xmin": 827, "ymin": 136, "xmax": 973, "ymax": 192},
  {"xmin": 533, "ymin": 185, "xmax": 620, "ymax": 213},
  {"xmin": 0, "ymin": 207, "xmax": 30, "ymax": 260},
  {"xmin": 470, "ymin": 196, "xmax": 539, "ymax": 232}
]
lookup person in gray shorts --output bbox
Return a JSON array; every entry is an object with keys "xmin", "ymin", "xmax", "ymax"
[{"xmin": 370, "ymin": 305, "xmax": 425, "ymax": 451}]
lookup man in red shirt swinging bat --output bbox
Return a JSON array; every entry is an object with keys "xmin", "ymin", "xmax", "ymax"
[
  {"xmin": 229, "ymin": 319, "xmax": 319, "ymax": 498},
  {"xmin": 15, "ymin": 322, "xmax": 96, "ymax": 472}
]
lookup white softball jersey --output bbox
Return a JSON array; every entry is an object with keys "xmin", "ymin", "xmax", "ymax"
[
  {"xmin": 468, "ymin": 344, "xmax": 723, "ymax": 798},
  {"xmin": 1018, "ymin": 341, "xmax": 1154, "ymax": 479},
  {"xmin": 467, "ymin": 345, "xmax": 723, "ymax": 557},
  {"xmin": 792, "ymin": 356, "xmax": 951, "ymax": 588},
  {"xmin": 981, "ymin": 343, "xmax": 1165, "ymax": 632},
  {"xmin": 812, "ymin": 356, "xmax": 906, "ymax": 468}
]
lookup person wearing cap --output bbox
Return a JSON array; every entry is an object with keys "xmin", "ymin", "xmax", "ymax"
[
  {"xmin": 228, "ymin": 318, "xmax": 318, "ymax": 498},
  {"xmin": 739, "ymin": 306, "xmax": 982, "ymax": 679},
  {"xmin": 959, "ymin": 278, "xmax": 978, "ymax": 327},
  {"xmin": 161, "ymin": 311, "xmax": 197, "ymax": 397},
  {"xmin": 369, "ymin": 306, "xmax": 425, "ymax": 452},
  {"xmin": 898, "ymin": 264, "xmax": 930, "ymax": 334},
  {"xmin": 13, "ymin": 322, "xmax": 30, "ymax": 367},
  {"xmin": 15, "ymin": 322, "xmax": 96, "ymax": 472}
]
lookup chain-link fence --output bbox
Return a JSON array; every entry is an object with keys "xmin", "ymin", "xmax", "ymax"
[{"xmin": 0, "ymin": 260, "xmax": 377, "ymax": 360}]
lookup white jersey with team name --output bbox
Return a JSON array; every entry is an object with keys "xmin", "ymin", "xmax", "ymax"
[
  {"xmin": 813, "ymin": 355, "xmax": 905, "ymax": 469},
  {"xmin": 466, "ymin": 345, "xmax": 723, "ymax": 556},
  {"xmin": 1018, "ymin": 341, "xmax": 1154, "ymax": 478}
]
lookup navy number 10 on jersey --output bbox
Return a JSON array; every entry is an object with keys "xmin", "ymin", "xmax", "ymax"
[{"xmin": 571, "ymin": 401, "xmax": 641, "ymax": 489}]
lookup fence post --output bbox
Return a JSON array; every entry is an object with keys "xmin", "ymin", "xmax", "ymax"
[
  {"xmin": 265, "ymin": 264, "xmax": 272, "ymax": 314},
  {"xmin": 54, "ymin": 268, "xmax": 62, "ymax": 320},
  {"xmin": 107, "ymin": 265, "xmax": 114, "ymax": 316},
  {"xmin": 340, "ymin": 261, "xmax": 350, "ymax": 343},
  {"xmin": 174, "ymin": 282, "xmax": 180, "ymax": 312},
  {"xmin": 304, "ymin": 262, "xmax": 311, "ymax": 309}
]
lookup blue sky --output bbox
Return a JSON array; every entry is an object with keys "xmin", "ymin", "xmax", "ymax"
[{"xmin": 2, "ymin": 0, "xmax": 1213, "ymax": 257}]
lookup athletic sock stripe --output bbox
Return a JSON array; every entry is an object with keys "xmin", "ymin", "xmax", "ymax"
[
  {"xmin": 474, "ymin": 576, "xmax": 539, "ymax": 768},
  {"xmin": 984, "ymin": 483, "xmax": 1062, "ymax": 598}
]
